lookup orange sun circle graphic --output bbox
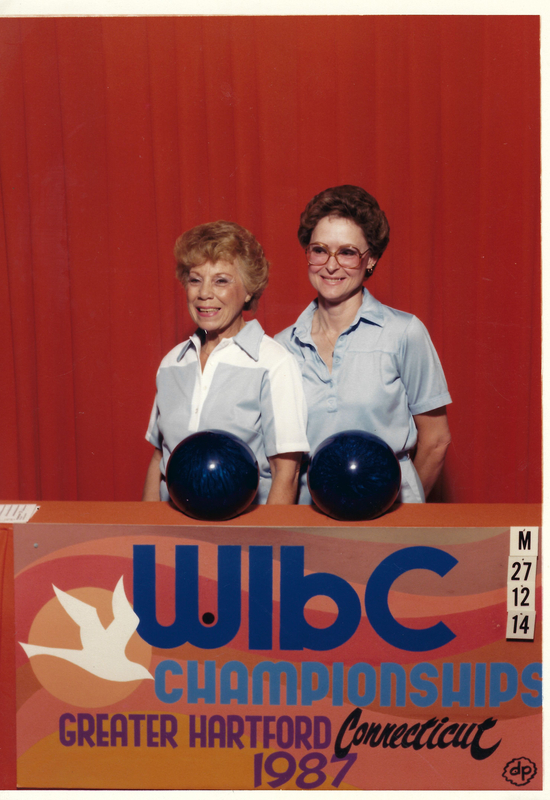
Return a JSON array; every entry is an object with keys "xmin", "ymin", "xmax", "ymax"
[{"xmin": 25, "ymin": 584, "xmax": 153, "ymax": 708}]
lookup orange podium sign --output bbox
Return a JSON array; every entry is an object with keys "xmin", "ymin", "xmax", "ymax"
[{"xmin": 8, "ymin": 504, "xmax": 543, "ymax": 790}]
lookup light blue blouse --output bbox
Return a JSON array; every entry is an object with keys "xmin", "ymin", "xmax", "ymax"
[
  {"xmin": 275, "ymin": 289, "xmax": 452, "ymax": 504},
  {"xmin": 147, "ymin": 320, "xmax": 309, "ymax": 503}
]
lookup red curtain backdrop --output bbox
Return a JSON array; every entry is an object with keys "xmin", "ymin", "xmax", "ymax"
[{"xmin": 0, "ymin": 16, "xmax": 540, "ymax": 503}]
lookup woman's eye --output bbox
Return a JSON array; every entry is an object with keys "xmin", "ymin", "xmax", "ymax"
[
  {"xmin": 215, "ymin": 278, "xmax": 229, "ymax": 285},
  {"xmin": 340, "ymin": 248, "xmax": 358, "ymax": 257},
  {"xmin": 311, "ymin": 246, "xmax": 327, "ymax": 254}
]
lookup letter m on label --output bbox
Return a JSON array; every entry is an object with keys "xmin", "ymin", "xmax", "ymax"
[
  {"xmin": 510, "ymin": 527, "xmax": 539, "ymax": 557},
  {"xmin": 519, "ymin": 530, "xmax": 531, "ymax": 550}
]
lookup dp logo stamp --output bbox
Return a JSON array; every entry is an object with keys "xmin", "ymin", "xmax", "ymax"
[{"xmin": 502, "ymin": 757, "xmax": 537, "ymax": 786}]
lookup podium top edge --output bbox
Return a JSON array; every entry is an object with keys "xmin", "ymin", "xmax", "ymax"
[{"xmin": 2, "ymin": 501, "xmax": 542, "ymax": 528}]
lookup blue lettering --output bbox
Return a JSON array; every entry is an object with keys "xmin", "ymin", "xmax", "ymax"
[
  {"xmin": 187, "ymin": 660, "xmax": 216, "ymax": 704},
  {"xmin": 332, "ymin": 662, "xmax": 344, "ymax": 706},
  {"xmin": 489, "ymin": 663, "xmax": 518, "ymax": 707},
  {"xmin": 365, "ymin": 547, "xmax": 457, "ymax": 651},
  {"xmin": 248, "ymin": 546, "xmax": 273, "ymax": 649},
  {"xmin": 442, "ymin": 663, "xmax": 471, "ymax": 707},
  {"xmin": 474, "ymin": 663, "xmax": 487, "ymax": 707},
  {"xmin": 133, "ymin": 544, "xmax": 241, "ymax": 648},
  {"xmin": 252, "ymin": 661, "xmax": 298, "ymax": 705},
  {"xmin": 380, "ymin": 663, "xmax": 407, "ymax": 707},
  {"xmin": 279, "ymin": 546, "xmax": 361, "ymax": 650},
  {"xmin": 301, "ymin": 662, "xmax": 330, "ymax": 705},
  {"xmin": 521, "ymin": 662, "xmax": 542, "ymax": 708},
  {"xmin": 155, "ymin": 660, "xmax": 183, "ymax": 703},
  {"xmin": 220, "ymin": 661, "xmax": 249, "ymax": 704},
  {"xmin": 409, "ymin": 662, "xmax": 439, "ymax": 707},
  {"xmin": 347, "ymin": 663, "xmax": 377, "ymax": 706}
]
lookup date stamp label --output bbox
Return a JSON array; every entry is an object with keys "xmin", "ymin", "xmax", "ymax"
[
  {"xmin": 507, "ymin": 556, "xmax": 537, "ymax": 584},
  {"xmin": 506, "ymin": 611, "xmax": 536, "ymax": 640},
  {"xmin": 509, "ymin": 527, "xmax": 539, "ymax": 556},
  {"xmin": 506, "ymin": 582, "xmax": 535, "ymax": 610}
]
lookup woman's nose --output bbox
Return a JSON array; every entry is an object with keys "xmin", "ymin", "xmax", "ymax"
[
  {"xmin": 198, "ymin": 281, "xmax": 213, "ymax": 298},
  {"xmin": 325, "ymin": 255, "xmax": 339, "ymax": 272}
]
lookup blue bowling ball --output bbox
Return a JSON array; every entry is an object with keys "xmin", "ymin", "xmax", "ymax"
[
  {"xmin": 307, "ymin": 430, "xmax": 401, "ymax": 520},
  {"xmin": 166, "ymin": 430, "xmax": 259, "ymax": 520}
]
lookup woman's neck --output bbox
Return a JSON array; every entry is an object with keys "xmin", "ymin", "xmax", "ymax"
[
  {"xmin": 199, "ymin": 317, "xmax": 246, "ymax": 362},
  {"xmin": 315, "ymin": 289, "xmax": 364, "ymax": 336}
]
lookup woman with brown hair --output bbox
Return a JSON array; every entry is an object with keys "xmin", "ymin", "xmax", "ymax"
[{"xmin": 276, "ymin": 185, "xmax": 452, "ymax": 505}]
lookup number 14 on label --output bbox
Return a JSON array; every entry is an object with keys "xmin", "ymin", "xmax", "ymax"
[{"xmin": 506, "ymin": 611, "xmax": 536, "ymax": 640}]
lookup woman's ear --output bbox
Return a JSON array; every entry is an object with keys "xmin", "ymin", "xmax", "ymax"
[{"xmin": 365, "ymin": 260, "xmax": 377, "ymax": 278}]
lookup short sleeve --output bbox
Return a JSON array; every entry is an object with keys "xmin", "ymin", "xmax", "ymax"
[
  {"xmin": 398, "ymin": 317, "xmax": 452, "ymax": 415},
  {"xmin": 260, "ymin": 351, "xmax": 309, "ymax": 456}
]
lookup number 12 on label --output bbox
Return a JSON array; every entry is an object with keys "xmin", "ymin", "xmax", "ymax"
[{"xmin": 253, "ymin": 750, "xmax": 357, "ymax": 789}]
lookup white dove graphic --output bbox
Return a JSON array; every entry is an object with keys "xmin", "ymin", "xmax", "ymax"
[{"xmin": 19, "ymin": 576, "xmax": 154, "ymax": 682}]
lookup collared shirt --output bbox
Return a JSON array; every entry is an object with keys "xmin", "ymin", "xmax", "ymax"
[
  {"xmin": 275, "ymin": 289, "xmax": 452, "ymax": 503},
  {"xmin": 146, "ymin": 319, "xmax": 309, "ymax": 503}
]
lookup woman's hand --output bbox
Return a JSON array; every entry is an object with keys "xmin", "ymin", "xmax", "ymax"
[
  {"xmin": 142, "ymin": 448, "xmax": 163, "ymax": 501},
  {"xmin": 412, "ymin": 408, "xmax": 452, "ymax": 498},
  {"xmin": 266, "ymin": 452, "xmax": 303, "ymax": 504}
]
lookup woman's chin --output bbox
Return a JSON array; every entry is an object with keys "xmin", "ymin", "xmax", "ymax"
[
  {"xmin": 193, "ymin": 313, "xmax": 245, "ymax": 340},
  {"xmin": 316, "ymin": 285, "xmax": 363, "ymax": 306}
]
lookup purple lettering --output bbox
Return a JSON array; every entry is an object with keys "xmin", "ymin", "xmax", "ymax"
[
  {"xmin": 295, "ymin": 716, "xmax": 312, "ymax": 749},
  {"xmin": 128, "ymin": 714, "xmax": 146, "ymax": 747},
  {"xmin": 59, "ymin": 713, "xmax": 76, "ymax": 747},
  {"xmin": 160, "ymin": 715, "xmax": 178, "ymax": 748},
  {"xmin": 96, "ymin": 713, "xmax": 109, "ymax": 747},
  {"xmin": 147, "ymin": 714, "xmax": 159, "ymax": 747},
  {"xmin": 111, "ymin": 714, "xmax": 128, "ymax": 747},
  {"xmin": 78, "ymin": 713, "xmax": 95, "ymax": 747},
  {"xmin": 262, "ymin": 716, "xmax": 276, "ymax": 749},
  {"xmin": 245, "ymin": 716, "xmax": 262, "ymax": 748},
  {"xmin": 189, "ymin": 715, "xmax": 207, "ymax": 748},
  {"xmin": 208, "ymin": 715, "xmax": 226, "ymax": 748},
  {"xmin": 227, "ymin": 715, "xmax": 245, "ymax": 749}
]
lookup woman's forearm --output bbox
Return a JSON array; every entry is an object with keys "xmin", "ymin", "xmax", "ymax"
[
  {"xmin": 142, "ymin": 448, "xmax": 163, "ymax": 501},
  {"xmin": 412, "ymin": 409, "xmax": 452, "ymax": 498},
  {"xmin": 266, "ymin": 453, "xmax": 302, "ymax": 504},
  {"xmin": 413, "ymin": 440, "xmax": 450, "ymax": 497}
]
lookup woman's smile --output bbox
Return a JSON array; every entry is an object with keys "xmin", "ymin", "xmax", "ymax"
[
  {"xmin": 185, "ymin": 260, "xmax": 251, "ymax": 341},
  {"xmin": 307, "ymin": 216, "xmax": 373, "ymax": 306}
]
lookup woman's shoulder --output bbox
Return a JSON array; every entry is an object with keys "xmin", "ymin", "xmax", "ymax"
[
  {"xmin": 367, "ymin": 293, "xmax": 412, "ymax": 322},
  {"xmin": 273, "ymin": 324, "xmax": 294, "ymax": 349},
  {"xmin": 369, "ymin": 295, "xmax": 426, "ymax": 336},
  {"xmin": 156, "ymin": 339, "xmax": 194, "ymax": 369},
  {"xmin": 259, "ymin": 329, "xmax": 299, "ymax": 364}
]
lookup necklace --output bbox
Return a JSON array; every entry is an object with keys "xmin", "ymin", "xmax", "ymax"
[{"xmin": 319, "ymin": 322, "xmax": 338, "ymax": 356}]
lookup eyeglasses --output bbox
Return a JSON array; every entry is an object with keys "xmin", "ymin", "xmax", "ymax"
[{"xmin": 305, "ymin": 242, "xmax": 370, "ymax": 270}]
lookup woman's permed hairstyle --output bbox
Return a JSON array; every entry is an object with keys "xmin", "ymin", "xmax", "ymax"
[
  {"xmin": 174, "ymin": 220, "xmax": 269, "ymax": 311},
  {"xmin": 297, "ymin": 185, "xmax": 390, "ymax": 260}
]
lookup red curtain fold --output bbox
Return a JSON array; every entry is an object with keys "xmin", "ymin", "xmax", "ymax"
[{"xmin": 0, "ymin": 16, "xmax": 541, "ymax": 502}]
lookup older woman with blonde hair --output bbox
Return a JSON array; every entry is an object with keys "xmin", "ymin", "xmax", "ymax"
[{"xmin": 143, "ymin": 220, "xmax": 309, "ymax": 505}]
